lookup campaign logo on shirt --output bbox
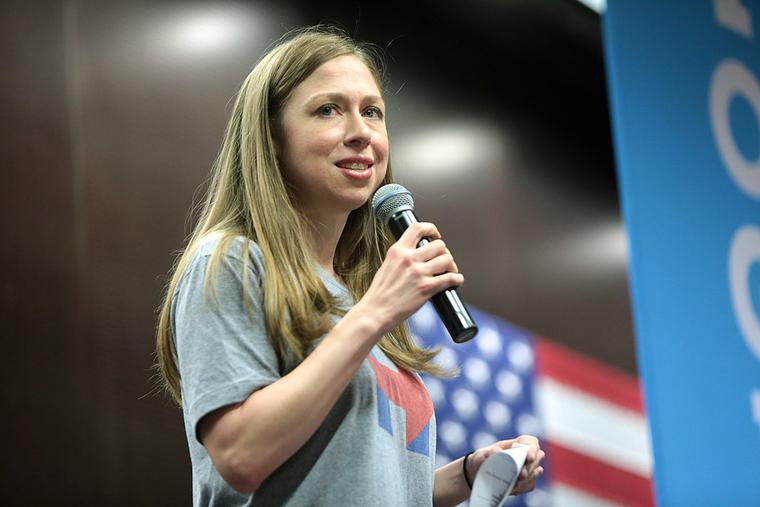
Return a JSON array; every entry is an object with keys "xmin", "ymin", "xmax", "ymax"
[{"xmin": 367, "ymin": 352, "xmax": 434, "ymax": 456}]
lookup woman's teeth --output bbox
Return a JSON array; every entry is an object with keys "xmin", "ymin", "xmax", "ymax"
[{"xmin": 339, "ymin": 163, "xmax": 370, "ymax": 170}]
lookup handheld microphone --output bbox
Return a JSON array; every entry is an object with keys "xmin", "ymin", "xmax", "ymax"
[{"xmin": 371, "ymin": 184, "xmax": 478, "ymax": 344}]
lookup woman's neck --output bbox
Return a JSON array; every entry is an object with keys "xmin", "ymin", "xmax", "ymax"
[{"xmin": 303, "ymin": 211, "xmax": 349, "ymax": 277}]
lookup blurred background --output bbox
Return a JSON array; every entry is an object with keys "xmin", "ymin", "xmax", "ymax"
[{"xmin": 1, "ymin": 0, "xmax": 638, "ymax": 504}]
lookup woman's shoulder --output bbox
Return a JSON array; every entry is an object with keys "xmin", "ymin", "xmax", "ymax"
[
  {"xmin": 176, "ymin": 232, "xmax": 267, "ymax": 290},
  {"xmin": 193, "ymin": 231, "xmax": 264, "ymax": 264},
  {"xmin": 171, "ymin": 232, "xmax": 267, "ymax": 307}
]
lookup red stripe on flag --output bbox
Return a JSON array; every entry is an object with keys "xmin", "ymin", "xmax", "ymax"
[
  {"xmin": 535, "ymin": 337, "xmax": 644, "ymax": 413},
  {"xmin": 546, "ymin": 441, "xmax": 654, "ymax": 507}
]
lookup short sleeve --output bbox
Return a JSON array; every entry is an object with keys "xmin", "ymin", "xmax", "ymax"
[{"xmin": 172, "ymin": 240, "xmax": 280, "ymax": 443}]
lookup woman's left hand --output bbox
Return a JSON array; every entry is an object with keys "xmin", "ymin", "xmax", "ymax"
[{"xmin": 465, "ymin": 435, "xmax": 545, "ymax": 495}]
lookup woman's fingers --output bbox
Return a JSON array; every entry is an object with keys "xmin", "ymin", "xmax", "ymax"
[
  {"xmin": 516, "ymin": 434, "xmax": 540, "ymax": 449},
  {"xmin": 527, "ymin": 446, "xmax": 544, "ymax": 476},
  {"xmin": 516, "ymin": 435, "xmax": 542, "ymax": 468},
  {"xmin": 512, "ymin": 478, "xmax": 537, "ymax": 495},
  {"xmin": 513, "ymin": 464, "xmax": 543, "ymax": 494},
  {"xmin": 395, "ymin": 224, "xmax": 462, "ymax": 291},
  {"xmin": 483, "ymin": 435, "xmax": 542, "ymax": 496},
  {"xmin": 362, "ymin": 220, "xmax": 465, "ymax": 331},
  {"xmin": 397, "ymin": 222, "xmax": 441, "ymax": 248},
  {"xmin": 466, "ymin": 436, "xmax": 545, "ymax": 498},
  {"xmin": 419, "ymin": 272, "xmax": 464, "ymax": 298},
  {"xmin": 420, "ymin": 250, "xmax": 458, "ymax": 275},
  {"xmin": 414, "ymin": 239, "xmax": 448, "ymax": 262}
]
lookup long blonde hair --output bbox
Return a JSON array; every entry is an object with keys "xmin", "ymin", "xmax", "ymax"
[{"xmin": 156, "ymin": 26, "xmax": 449, "ymax": 406}]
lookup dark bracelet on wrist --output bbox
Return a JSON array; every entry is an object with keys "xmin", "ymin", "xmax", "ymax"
[{"xmin": 462, "ymin": 451, "xmax": 474, "ymax": 489}]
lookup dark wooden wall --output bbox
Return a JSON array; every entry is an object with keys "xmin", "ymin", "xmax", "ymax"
[
  {"xmin": 1, "ymin": 0, "xmax": 629, "ymax": 504},
  {"xmin": 2, "ymin": 1, "xmax": 82, "ymax": 502}
]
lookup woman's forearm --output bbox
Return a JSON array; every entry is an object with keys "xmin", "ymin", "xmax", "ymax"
[
  {"xmin": 199, "ymin": 300, "xmax": 385, "ymax": 492},
  {"xmin": 433, "ymin": 457, "xmax": 470, "ymax": 507}
]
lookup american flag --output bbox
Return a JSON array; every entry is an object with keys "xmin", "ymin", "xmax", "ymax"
[{"xmin": 410, "ymin": 303, "xmax": 654, "ymax": 506}]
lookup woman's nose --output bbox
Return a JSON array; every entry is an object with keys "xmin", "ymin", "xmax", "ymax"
[{"xmin": 343, "ymin": 113, "xmax": 372, "ymax": 149}]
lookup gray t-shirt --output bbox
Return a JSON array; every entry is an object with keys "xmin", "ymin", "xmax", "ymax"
[{"xmin": 172, "ymin": 234, "xmax": 437, "ymax": 506}]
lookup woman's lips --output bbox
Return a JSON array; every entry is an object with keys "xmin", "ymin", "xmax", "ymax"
[
  {"xmin": 336, "ymin": 163, "xmax": 373, "ymax": 180},
  {"xmin": 335, "ymin": 157, "xmax": 374, "ymax": 180}
]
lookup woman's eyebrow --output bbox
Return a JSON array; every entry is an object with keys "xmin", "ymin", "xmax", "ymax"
[{"xmin": 302, "ymin": 92, "xmax": 385, "ymax": 107}]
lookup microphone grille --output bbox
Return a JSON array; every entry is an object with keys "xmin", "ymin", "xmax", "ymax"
[{"xmin": 371, "ymin": 184, "xmax": 415, "ymax": 223}]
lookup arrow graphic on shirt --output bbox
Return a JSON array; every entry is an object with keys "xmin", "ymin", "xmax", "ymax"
[{"xmin": 367, "ymin": 353, "xmax": 434, "ymax": 453}]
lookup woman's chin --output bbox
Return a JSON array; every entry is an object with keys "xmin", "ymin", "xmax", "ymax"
[{"xmin": 336, "ymin": 189, "xmax": 374, "ymax": 212}]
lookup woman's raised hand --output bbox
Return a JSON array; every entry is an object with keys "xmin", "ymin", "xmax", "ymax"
[
  {"xmin": 357, "ymin": 222, "xmax": 464, "ymax": 336},
  {"xmin": 464, "ymin": 435, "xmax": 545, "ymax": 496}
]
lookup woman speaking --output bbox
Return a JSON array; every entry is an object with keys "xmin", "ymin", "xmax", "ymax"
[{"xmin": 156, "ymin": 26, "xmax": 544, "ymax": 506}]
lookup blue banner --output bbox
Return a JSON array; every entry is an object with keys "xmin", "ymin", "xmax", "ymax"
[{"xmin": 604, "ymin": 1, "xmax": 760, "ymax": 504}]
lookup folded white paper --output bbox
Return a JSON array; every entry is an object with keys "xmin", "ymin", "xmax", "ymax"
[{"xmin": 469, "ymin": 443, "xmax": 529, "ymax": 507}]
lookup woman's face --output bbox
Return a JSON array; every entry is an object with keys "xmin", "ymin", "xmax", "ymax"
[{"xmin": 278, "ymin": 54, "xmax": 388, "ymax": 218}]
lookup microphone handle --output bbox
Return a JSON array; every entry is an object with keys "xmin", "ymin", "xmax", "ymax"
[{"xmin": 388, "ymin": 210, "xmax": 478, "ymax": 343}]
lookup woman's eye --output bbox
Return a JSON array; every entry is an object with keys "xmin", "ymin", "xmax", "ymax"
[
  {"xmin": 317, "ymin": 104, "xmax": 338, "ymax": 116},
  {"xmin": 363, "ymin": 106, "xmax": 384, "ymax": 119}
]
